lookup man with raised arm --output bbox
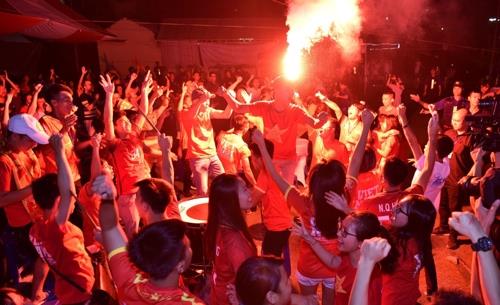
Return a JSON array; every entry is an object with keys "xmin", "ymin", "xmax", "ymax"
[
  {"xmin": 92, "ymin": 173, "xmax": 204, "ymax": 305},
  {"xmin": 100, "ymin": 73, "xmax": 153, "ymax": 238}
]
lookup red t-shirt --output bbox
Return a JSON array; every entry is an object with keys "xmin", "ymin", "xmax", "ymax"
[
  {"xmin": 78, "ymin": 182, "xmax": 101, "ymax": 247},
  {"xmin": 352, "ymin": 171, "xmax": 380, "ymax": 210},
  {"xmin": 335, "ymin": 255, "xmax": 382, "ymax": 305},
  {"xmin": 257, "ymin": 171, "xmax": 292, "ymax": 231},
  {"xmin": 108, "ymin": 248, "xmax": 205, "ymax": 305},
  {"xmin": 0, "ymin": 150, "xmax": 42, "ymax": 227},
  {"xmin": 381, "ymin": 238, "xmax": 422, "ymax": 305},
  {"xmin": 359, "ymin": 185, "xmax": 423, "ymax": 224},
  {"xmin": 180, "ymin": 105, "xmax": 217, "ymax": 159},
  {"xmin": 311, "ymin": 131, "xmax": 349, "ymax": 168},
  {"xmin": 217, "ymin": 133, "xmax": 251, "ymax": 174},
  {"xmin": 111, "ymin": 137, "xmax": 151, "ymax": 195},
  {"xmin": 211, "ymin": 227, "xmax": 256, "ymax": 305},
  {"xmin": 30, "ymin": 218, "xmax": 94, "ymax": 304},
  {"xmin": 247, "ymin": 102, "xmax": 312, "ymax": 160},
  {"xmin": 285, "ymin": 187, "xmax": 337, "ymax": 278}
]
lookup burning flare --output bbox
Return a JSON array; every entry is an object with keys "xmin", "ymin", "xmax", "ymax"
[{"xmin": 283, "ymin": 0, "xmax": 362, "ymax": 80}]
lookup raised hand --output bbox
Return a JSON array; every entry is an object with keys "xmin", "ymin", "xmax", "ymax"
[
  {"xmin": 34, "ymin": 83, "xmax": 43, "ymax": 95},
  {"xmin": 359, "ymin": 237, "xmax": 391, "ymax": 263},
  {"xmin": 397, "ymin": 104, "xmax": 408, "ymax": 125},
  {"xmin": 475, "ymin": 199, "xmax": 500, "ymax": 233},
  {"xmin": 142, "ymin": 70, "xmax": 153, "ymax": 95},
  {"xmin": 427, "ymin": 110, "xmax": 439, "ymax": 138},
  {"xmin": 324, "ymin": 191, "xmax": 350, "ymax": 214},
  {"xmin": 449, "ymin": 212, "xmax": 486, "ymax": 242},
  {"xmin": 315, "ymin": 91, "xmax": 326, "ymax": 101},
  {"xmin": 236, "ymin": 75, "xmax": 243, "ymax": 83},
  {"xmin": 158, "ymin": 133, "xmax": 173, "ymax": 151},
  {"xmin": 291, "ymin": 219, "xmax": 315, "ymax": 244},
  {"xmin": 90, "ymin": 133, "xmax": 102, "ymax": 149},
  {"xmin": 49, "ymin": 133, "xmax": 64, "ymax": 153},
  {"xmin": 410, "ymin": 94, "xmax": 421, "ymax": 103},
  {"xmin": 91, "ymin": 173, "xmax": 117, "ymax": 201},
  {"xmin": 361, "ymin": 109, "xmax": 375, "ymax": 127},
  {"xmin": 81, "ymin": 66, "xmax": 87, "ymax": 75},
  {"xmin": 99, "ymin": 74, "xmax": 115, "ymax": 95},
  {"xmin": 130, "ymin": 72, "xmax": 138, "ymax": 81}
]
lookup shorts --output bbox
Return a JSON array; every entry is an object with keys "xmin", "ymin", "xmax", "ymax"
[{"xmin": 296, "ymin": 270, "xmax": 335, "ymax": 289}]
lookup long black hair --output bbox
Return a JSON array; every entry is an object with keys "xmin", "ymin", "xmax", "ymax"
[
  {"xmin": 308, "ymin": 159, "xmax": 348, "ymax": 238},
  {"xmin": 349, "ymin": 211, "xmax": 398, "ymax": 274},
  {"xmin": 392, "ymin": 194, "xmax": 436, "ymax": 260},
  {"xmin": 205, "ymin": 174, "xmax": 256, "ymax": 261}
]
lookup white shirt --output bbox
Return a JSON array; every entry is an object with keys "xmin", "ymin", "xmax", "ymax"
[{"xmin": 411, "ymin": 155, "xmax": 450, "ymax": 210}]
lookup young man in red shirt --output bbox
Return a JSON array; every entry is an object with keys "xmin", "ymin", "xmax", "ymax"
[
  {"xmin": 222, "ymin": 78, "xmax": 328, "ymax": 184},
  {"xmin": 30, "ymin": 134, "xmax": 95, "ymax": 305},
  {"xmin": 100, "ymin": 73, "xmax": 153, "ymax": 238},
  {"xmin": 0, "ymin": 114, "xmax": 50, "ymax": 302},
  {"xmin": 92, "ymin": 173, "xmax": 204, "ymax": 305},
  {"xmin": 179, "ymin": 88, "xmax": 231, "ymax": 196}
]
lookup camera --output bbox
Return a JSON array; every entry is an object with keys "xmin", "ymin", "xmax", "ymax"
[{"xmin": 465, "ymin": 95, "xmax": 500, "ymax": 152}]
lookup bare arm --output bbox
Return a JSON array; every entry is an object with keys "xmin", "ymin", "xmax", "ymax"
[
  {"xmin": 227, "ymin": 76, "xmax": 243, "ymax": 93},
  {"xmin": 135, "ymin": 71, "xmax": 153, "ymax": 131},
  {"xmin": 77, "ymin": 66, "xmax": 87, "ymax": 97},
  {"xmin": 125, "ymin": 73, "xmax": 138, "ymax": 100},
  {"xmin": 220, "ymin": 87, "xmax": 252, "ymax": 113},
  {"xmin": 317, "ymin": 92, "xmax": 343, "ymax": 120},
  {"xmin": 4, "ymin": 71, "xmax": 19, "ymax": 93},
  {"xmin": 410, "ymin": 94, "xmax": 430, "ymax": 110},
  {"xmin": 413, "ymin": 112, "xmax": 438, "ymax": 189},
  {"xmin": 210, "ymin": 104, "xmax": 233, "ymax": 119},
  {"xmin": 2, "ymin": 93, "xmax": 12, "ymax": 129},
  {"xmin": 51, "ymin": 134, "xmax": 76, "ymax": 226},
  {"xmin": 93, "ymin": 174, "xmax": 128, "ymax": 254},
  {"xmin": 28, "ymin": 84, "xmax": 43, "ymax": 116},
  {"xmin": 397, "ymin": 104, "xmax": 423, "ymax": 160},
  {"xmin": 0, "ymin": 186, "xmax": 32, "ymax": 208},
  {"xmin": 241, "ymin": 157, "xmax": 257, "ymax": 186},
  {"xmin": 251, "ymin": 129, "xmax": 290, "ymax": 195},
  {"xmin": 100, "ymin": 74, "xmax": 116, "ymax": 141},
  {"xmin": 90, "ymin": 134, "xmax": 103, "ymax": 181},
  {"xmin": 346, "ymin": 110, "xmax": 374, "ymax": 180}
]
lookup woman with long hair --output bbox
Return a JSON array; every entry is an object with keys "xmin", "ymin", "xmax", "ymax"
[
  {"xmin": 293, "ymin": 211, "xmax": 397, "ymax": 305},
  {"xmin": 384, "ymin": 194, "xmax": 436, "ymax": 305},
  {"xmin": 205, "ymin": 174, "xmax": 257, "ymax": 305},
  {"xmin": 250, "ymin": 110, "xmax": 374, "ymax": 305}
]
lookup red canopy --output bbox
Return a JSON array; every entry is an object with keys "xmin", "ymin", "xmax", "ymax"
[{"xmin": 0, "ymin": 0, "xmax": 114, "ymax": 42}]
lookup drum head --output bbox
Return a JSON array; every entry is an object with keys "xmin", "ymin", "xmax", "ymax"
[{"xmin": 179, "ymin": 197, "xmax": 209, "ymax": 224}]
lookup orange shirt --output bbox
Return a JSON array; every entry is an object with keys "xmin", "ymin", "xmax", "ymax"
[
  {"xmin": 180, "ymin": 104, "xmax": 217, "ymax": 159},
  {"xmin": 311, "ymin": 131, "xmax": 349, "ymax": 168},
  {"xmin": 108, "ymin": 248, "xmax": 205, "ymax": 305},
  {"xmin": 38, "ymin": 115, "xmax": 80, "ymax": 182},
  {"xmin": 110, "ymin": 137, "xmax": 151, "ymax": 195},
  {"xmin": 217, "ymin": 133, "xmax": 251, "ymax": 174},
  {"xmin": 257, "ymin": 171, "xmax": 292, "ymax": 231},
  {"xmin": 78, "ymin": 183, "xmax": 101, "ymax": 247},
  {"xmin": 30, "ymin": 218, "xmax": 94, "ymax": 304},
  {"xmin": 0, "ymin": 150, "xmax": 42, "ymax": 227},
  {"xmin": 285, "ymin": 187, "xmax": 337, "ymax": 278},
  {"xmin": 247, "ymin": 102, "xmax": 313, "ymax": 160}
]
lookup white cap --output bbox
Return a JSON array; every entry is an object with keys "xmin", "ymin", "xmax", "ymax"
[{"xmin": 8, "ymin": 114, "xmax": 50, "ymax": 144}]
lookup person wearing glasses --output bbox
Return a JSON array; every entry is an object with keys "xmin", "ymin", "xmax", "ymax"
[{"xmin": 292, "ymin": 211, "xmax": 398, "ymax": 305}]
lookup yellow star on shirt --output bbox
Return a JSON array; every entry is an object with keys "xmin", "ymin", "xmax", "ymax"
[
  {"xmin": 265, "ymin": 124, "xmax": 288, "ymax": 144},
  {"xmin": 335, "ymin": 275, "xmax": 347, "ymax": 294}
]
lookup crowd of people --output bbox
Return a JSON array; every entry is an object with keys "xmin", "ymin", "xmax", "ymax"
[{"xmin": 0, "ymin": 60, "xmax": 499, "ymax": 305}]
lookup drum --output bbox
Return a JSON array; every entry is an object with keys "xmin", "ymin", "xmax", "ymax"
[{"xmin": 178, "ymin": 197, "xmax": 209, "ymax": 269}]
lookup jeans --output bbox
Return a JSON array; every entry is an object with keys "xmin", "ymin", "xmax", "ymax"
[{"xmin": 189, "ymin": 155, "xmax": 225, "ymax": 196}]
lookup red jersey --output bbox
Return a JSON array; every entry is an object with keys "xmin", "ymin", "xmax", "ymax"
[
  {"xmin": 78, "ymin": 182, "xmax": 101, "ymax": 247},
  {"xmin": 180, "ymin": 104, "xmax": 217, "ymax": 159},
  {"xmin": 382, "ymin": 238, "xmax": 422, "ymax": 305},
  {"xmin": 257, "ymin": 171, "xmax": 292, "ymax": 231},
  {"xmin": 335, "ymin": 255, "xmax": 382, "ymax": 305},
  {"xmin": 247, "ymin": 102, "xmax": 313, "ymax": 160},
  {"xmin": 352, "ymin": 171, "xmax": 380, "ymax": 210},
  {"xmin": 0, "ymin": 150, "xmax": 42, "ymax": 227},
  {"xmin": 311, "ymin": 131, "xmax": 349, "ymax": 168},
  {"xmin": 217, "ymin": 133, "xmax": 251, "ymax": 174},
  {"xmin": 359, "ymin": 185, "xmax": 423, "ymax": 224},
  {"xmin": 285, "ymin": 187, "xmax": 337, "ymax": 278},
  {"xmin": 211, "ymin": 227, "xmax": 256, "ymax": 305},
  {"xmin": 110, "ymin": 137, "xmax": 151, "ymax": 195},
  {"xmin": 30, "ymin": 218, "xmax": 94, "ymax": 304},
  {"xmin": 108, "ymin": 248, "xmax": 204, "ymax": 305}
]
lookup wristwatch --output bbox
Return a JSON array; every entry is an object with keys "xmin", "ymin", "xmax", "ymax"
[{"xmin": 471, "ymin": 236, "xmax": 494, "ymax": 252}]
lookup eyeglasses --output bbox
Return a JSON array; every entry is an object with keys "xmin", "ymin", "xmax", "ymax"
[
  {"xmin": 392, "ymin": 204, "xmax": 409, "ymax": 216},
  {"xmin": 337, "ymin": 219, "xmax": 357, "ymax": 238}
]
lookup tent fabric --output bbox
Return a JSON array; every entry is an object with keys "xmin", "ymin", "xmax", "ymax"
[
  {"xmin": 198, "ymin": 42, "xmax": 274, "ymax": 67},
  {"xmin": 0, "ymin": 0, "xmax": 114, "ymax": 42}
]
